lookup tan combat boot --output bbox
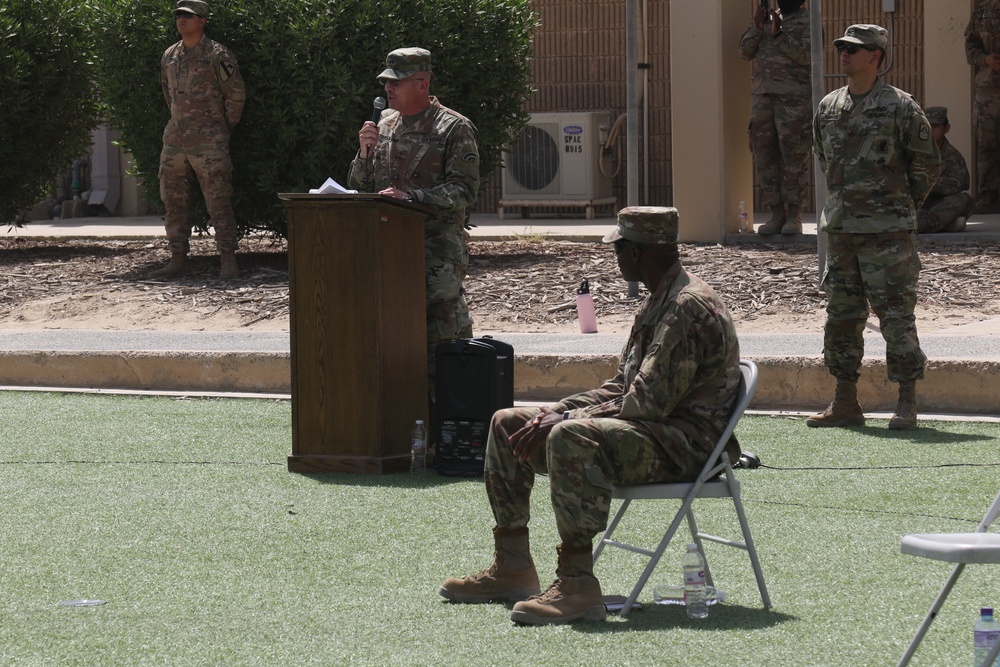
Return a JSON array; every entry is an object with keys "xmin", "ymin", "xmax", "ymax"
[
  {"xmin": 219, "ymin": 251, "xmax": 239, "ymax": 280},
  {"xmin": 148, "ymin": 253, "xmax": 189, "ymax": 279},
  {"xmin": 782, "ymin": 204, "xmax": 803, "ymax": 235},
  {"xmin": 757, "ymin": 204, "xmax": 786, "ymax": 236},
  {"xmin": 439, "ymin": 526, "xmax": 541, "ymax": 603},
  {"xmin": 888, "ymin": 380, "xmax": 918, "ymax": 430},
  {"xmin": 509, "ymin": 543, "xmax": 606, "ymax": 625},
  {"xmin": 806, "ymin": 379, "xmax": 866, "ymax": 428}
]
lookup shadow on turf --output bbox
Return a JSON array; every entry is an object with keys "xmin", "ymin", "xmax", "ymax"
[
  {"xmin": 504, "ymin": 603, "xmax": 795, "ymax": 633},
  {"xmin": 855, "ymin": 424, "xmax": 995, "ymax": 444},
  {"xmin": 296, "ymin": 470, "xmax": 484, "ymax": 487}
]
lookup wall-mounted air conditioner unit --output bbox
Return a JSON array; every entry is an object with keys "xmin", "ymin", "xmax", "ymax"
[{"xmin": 501, "ymin": 112, "xmax": 613, "ymax": 202}]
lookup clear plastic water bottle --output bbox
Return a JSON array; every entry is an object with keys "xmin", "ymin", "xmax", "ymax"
[
  {"xmin": 975, "ymin": 607, "xmax": 1000, "ymax": 667},
  {"xmin": 737, "ymin": 200, "xmax": 751, "ymax": 233},
  {"xmin": 682, "ymin": 543, "xmax": 708, "ymax": 619},
  {"xmin": 652, "ymin": 583, "xmax": 725, "ymax": 606},
  {"xmin": 409, "ymin": 419, "xmax": 427, "ymax": 473}
]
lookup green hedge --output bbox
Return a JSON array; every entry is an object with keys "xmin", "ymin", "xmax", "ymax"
[
  {"xmin": 93, "ymin": 0, "xmax": 535, "ymax": 237},
  {"xmin": 0, "ymin": 0, "xmax": 102, "ymax": 224}
]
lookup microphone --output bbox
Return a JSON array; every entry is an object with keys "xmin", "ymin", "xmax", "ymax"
[
  {"xmin": 371, "ymin": 96, "xmax": 386, "ymax": 125},
  {"xmin": 365, "ymin": 97, "xmax": 387, "ymax": 161}
]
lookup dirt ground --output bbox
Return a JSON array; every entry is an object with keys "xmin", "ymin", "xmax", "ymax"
[{"xmin": 1, "ymin": 236, "xmax": 999, "ymax": 335}]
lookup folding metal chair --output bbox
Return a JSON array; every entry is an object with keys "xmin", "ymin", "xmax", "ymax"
[
  {"xmin": 897, "ymin": 490, "xmax": 1000, "ymax": 666},
  {"xmin": 592, "ymin": 359, "xmax": 771, "ymax": 616}
]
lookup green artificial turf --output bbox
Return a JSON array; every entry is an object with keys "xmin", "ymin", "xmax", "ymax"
[{"xmin": 1, "ymin": 391, "xmax": 998, "ymax": 666}]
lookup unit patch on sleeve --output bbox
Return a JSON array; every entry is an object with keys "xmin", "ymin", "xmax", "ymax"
[{"xmin": 219, "ymin": 60, "xmax": 236, "ymax": 82}]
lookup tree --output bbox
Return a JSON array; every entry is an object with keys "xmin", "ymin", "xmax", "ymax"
[
  {"xmin": 0, "ymin": 0, "xmax": 103, "ymax": 224},
  {"xmin": 93, "ymin": 0, "xmax": 536, "ymax": 237}
]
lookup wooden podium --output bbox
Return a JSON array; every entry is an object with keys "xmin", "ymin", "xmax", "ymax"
[{"xmin": 279, "ymin": 193, "xmax": 429, "ymax": 474}]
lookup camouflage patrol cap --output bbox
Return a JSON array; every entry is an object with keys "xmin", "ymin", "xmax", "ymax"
[
  {"xmin": 173, "ymin": 0, "xmax": 208, "ymax": 17},
  {"xmin": 924, "ymin": 106, "xmax": 949, "ymax": 126},
  {"xmin": 602, "ymin": 206, "xmax": 680, "ymax": 245},
  {"xmin": 833, "ymin": 24, "xmax": 888, "ymax": 51},
  {"xmin": 377, "ymin": 48, "xmax": 432, "ymax": 81}
]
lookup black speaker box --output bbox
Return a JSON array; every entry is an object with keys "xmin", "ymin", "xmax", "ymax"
[{"xmin": 434, "ymin": 336, "xmax": 514, "ymax": 476}]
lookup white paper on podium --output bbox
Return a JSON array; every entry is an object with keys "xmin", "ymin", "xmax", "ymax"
[{"xmin": 309, "ymin": 177, "xmax": 358, "ymax": 195}]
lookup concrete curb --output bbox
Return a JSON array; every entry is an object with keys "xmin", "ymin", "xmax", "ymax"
[
  {"xmin": 2, "ymin": 350, "xmax": 998, "ymax": 415},
  {"xmin": 0, "ymin": 350, "xmax": 291, "ymax": 395},
  {"xmin": 516, "ymin": 354, "xmax": 1000, "ymax": 414},
  {"xmin": 753, "ymin": 356, "xmax": 1000, "ymax": 414}
]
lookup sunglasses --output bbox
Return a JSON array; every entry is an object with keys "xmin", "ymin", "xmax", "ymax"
[{"xmin": 836, "ymin": 44, "xmax": 871, "ymax": 55}]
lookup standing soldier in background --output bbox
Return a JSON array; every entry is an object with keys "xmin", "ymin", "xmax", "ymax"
[
  {"xmin": 349, "ymin": 47, "xmax": 480, "ymax": 421},
  {"xmin": 966, "ymin": 0, "xmax": 1000, "ymax": 214},
  {"xmin": 809, "ymin": 25, "xmax": 940, "ymax": 431},
  {"xmin": 917, "ymin": 106, "xmax": 974, "ymax": 234},
  {"xmin": 152, "ymin": 0, "xmax": 246, "ymax": 280},
  {"xmin": 739, "ymin": 0, "xmax": 812, "ymax": 236}
]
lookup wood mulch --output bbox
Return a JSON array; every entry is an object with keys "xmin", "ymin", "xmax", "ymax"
[
  {"xmin": 463, "ymin": 239, "xmax": 1000, "ymax": 327},
  {"xmin": 1, "ymin": 236, "xmax": 998, "ymax": 328}
]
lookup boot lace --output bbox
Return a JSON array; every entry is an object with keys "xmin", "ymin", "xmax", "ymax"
[
  {"xmin": 527, "ymin": 579, "xmax": 566, "ymax": 603},
  {"xmin": 463, "ymin": 549, "xmax": 502, "ymax": 582}
]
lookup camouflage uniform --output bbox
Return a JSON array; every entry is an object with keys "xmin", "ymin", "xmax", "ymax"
[
  {"xmin": 917, "ymin": 136, "xmax": 974, "ymax": 233},
  {"xmin": 347, "ymin": 94, "xmax": 480, "ymax": 394},
  {"xmin": 813, "ymin": 77, "xmax": 941, "ymax": 383},
  {"xmin": 159, "ymin": 33, "xmax": 245, "ymax": 255},
  {"xmin": 739, "ymin": 6, "xmax": 812, "ymax": 210},
  {"xmin": 483, "ymin": 209, "xmax": 740, "ymax": 548},
  {"xmin": 966, "ymin": 0, "xmax": 1000, "ymax": 210}
]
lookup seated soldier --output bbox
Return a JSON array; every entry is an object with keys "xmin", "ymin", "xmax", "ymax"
[
  {"xmin": 438, "ymin": 206, "xmax": 742, "ymax": 625},
  {"xmin": 918, "ymin": 106, "xmax": 974, "ymax": 233}
]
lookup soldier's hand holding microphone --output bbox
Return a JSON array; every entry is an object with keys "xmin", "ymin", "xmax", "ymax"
[{"xmin": 358, "ymin": 96, "xmax": 386, "ymax": 158}]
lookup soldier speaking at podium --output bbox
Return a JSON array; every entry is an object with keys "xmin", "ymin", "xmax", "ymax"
[{"xmin": 348, "ymin": 47, "xmax": 481, "ymax": 418}]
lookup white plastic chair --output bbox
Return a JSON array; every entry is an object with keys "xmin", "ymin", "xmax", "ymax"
[
  {"xmin": 897, "ymin": 490, "xmax": 1000, "ymax": 666},
  {"xmin": 592, "ymin": 359, "xmax": 771, "ymax": 616}
]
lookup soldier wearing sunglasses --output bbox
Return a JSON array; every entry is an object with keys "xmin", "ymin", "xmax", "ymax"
[
  {"xmin": 806, "ymin": 25, "xmax": 941, "ymax": 429},
  {"xmin": 809, "ymin": 24, "xmax": 941, "ymax": 431}
]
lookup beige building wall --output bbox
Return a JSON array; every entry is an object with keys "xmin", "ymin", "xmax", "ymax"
[
  {"xmin": 671, "ymin": 0, "xmax": 753, "ymax": 241},
  {"xmin": 925, "ymin": 0, "xmax": 975, "ymax": 178},
  {"xmin": 118, "ymin": 153, "xmax": 150, "ymax": 217}
]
